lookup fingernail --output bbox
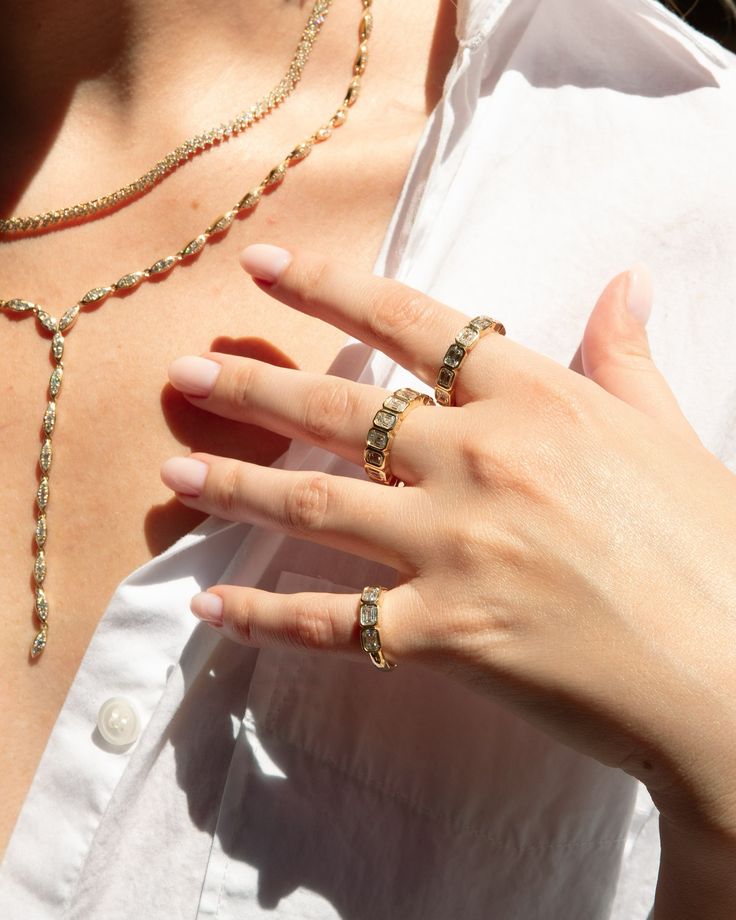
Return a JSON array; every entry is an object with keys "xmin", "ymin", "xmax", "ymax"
[
  {"xmin": 239, "ymin": 243, "xmax": 292, "ymax": 284},
  {"xmin": 626, "ymin": 261, "xmax": 653, "ymax": 326},
  {"xmin": 160, "ymin": 456, "xmax": 210, "ymax": 496},
  {"xmin": 168, "ymin": 356, "xmax": 222, "ymax": 397},
  {"xmin": 190, "ymin": 591, "xmax": 224, "ymax": 626}
]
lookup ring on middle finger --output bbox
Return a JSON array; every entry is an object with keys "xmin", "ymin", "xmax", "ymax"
[
  {"xmin": 434, "ymin": 315, "xmax": 506, "ymax": 407},
  {"xmin": 363, "ymin": 387, "xmax": 435, "ymax": 487}
]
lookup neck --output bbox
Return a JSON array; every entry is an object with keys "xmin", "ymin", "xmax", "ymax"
[{"xmin": 1, "ymin": 0, "xmax": 324, "ymax": 120}]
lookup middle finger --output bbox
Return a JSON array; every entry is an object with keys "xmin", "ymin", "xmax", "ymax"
[{"xmin": 168, "ymin": 351, "xmax": 439, "ymax": 483}]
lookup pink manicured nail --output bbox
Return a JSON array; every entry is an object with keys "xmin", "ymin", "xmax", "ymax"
[
  {"xmin": 626, "ymin": 261, "xmax": 653, "ymax": 325},
  {"xmin": 160, "ymin": 456, "xmax": 210, "ymax": 496},
  {"xmin": 190, "ymin": 591, "xmax": 224, "ymax": 626},
  {"xmin": 168, "ymin": 356, "xmax": 222, "ymax": 397},
  {"xmin": 239, "ymin": 244, "xmax": 292, "ymax": 284}
]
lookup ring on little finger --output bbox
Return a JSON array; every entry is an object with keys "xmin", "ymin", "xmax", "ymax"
[
  {"xmin": 359, "ymin": 586, "xmax": 395, "ymax": 671},
  {"xmin": 434, "ymin": 315, "xmax": 506, "ymax": 407}
]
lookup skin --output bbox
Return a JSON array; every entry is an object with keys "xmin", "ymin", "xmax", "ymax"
[
  {"xmin": 161, "ymin": 243, "xmax": 736, "ymax": 918},
  {"xmin": 0, "ymin": 0, "xmax": 458, "ymax": 860}
]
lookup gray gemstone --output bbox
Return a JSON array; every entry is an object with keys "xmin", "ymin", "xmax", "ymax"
[
  {"xmin": 437, "ymin": 365, "xmax": 455, "ymax": 389},
  {"xmin": 364, "ymin": 448, "xmax": 384, "ymax": 468},
  {"xmin": 367, "ymin": 428, "xmax": 389, "ymax": 450},
  {"xmin": 360, "ymin": 604, "xmax": 379, "ymax": 627},
  {"xmin": 444, "ymin": 343, "xmax": 466, "ymax": 368},
  {"xmin": 373, "ymin": 410, "xmax": 397, "ymax": 430},
  {"xmin": 361, "ymin": 627, "xmax": 380, "ymax": 653},
  {"xmin": 435, "ymin": 387, "xmax": 452, "ymax": 406}
]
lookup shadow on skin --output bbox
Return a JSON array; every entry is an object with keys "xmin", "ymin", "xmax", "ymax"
[{"xmin": 144, "ymin": 335, "xmax": 295, "ymax": 559}]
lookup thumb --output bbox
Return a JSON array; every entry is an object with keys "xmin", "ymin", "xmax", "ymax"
[{"xmin": 570, "ymin": 263, "xmax": 701, "ymax": 447}]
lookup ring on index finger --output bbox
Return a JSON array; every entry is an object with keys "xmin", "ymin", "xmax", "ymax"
[{"xmin": 435, "ymin": 315, "xmax": 506, "ymax": 407}]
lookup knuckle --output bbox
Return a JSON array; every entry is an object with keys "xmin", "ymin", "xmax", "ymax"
[
  {"xmin": 367, "ymin": 287, "xmax": 435, "ymax": 350},
  {"xmin": 526, "ymin": 375, "xmax": 591, "ymax": 430},
  {"xmin": 296, "ymin": 257, "xmax": 331, "ymax": 305},
  {"xmin": 216, "ymin": 462, "xmax": 245, "ymax": 517},
  {"xmin": 302, "ymin": 382, "xmax": 353, "ymax": 444},
  {"xmin": 283, "ymin": 474, "xmax": 332, "ymax": 532},
  {"xmin": 229, "ymin": 360, "xmax": 258, "ymax": 411},
  {"xmin": 229, "ymin": 594, "xmax": 255, "ymax": 644},
  {"xmin": 286, "ymin": 604, "xmax": 335, "ymax": 651}
]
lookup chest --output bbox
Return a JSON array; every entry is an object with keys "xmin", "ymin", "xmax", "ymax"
[{"xmin": 0, "ymin": 109, "xmax": 431, "ymax": 858}]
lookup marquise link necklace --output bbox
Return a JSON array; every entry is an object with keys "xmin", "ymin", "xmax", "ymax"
[{"xmin": 0, "ymin": 0, "xmax": 373, "ymax": 660}]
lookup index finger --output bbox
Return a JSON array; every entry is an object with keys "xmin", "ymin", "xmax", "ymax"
[{"xmin": 238, "ymin": 243, "xmax": 538, "ymax": 403}]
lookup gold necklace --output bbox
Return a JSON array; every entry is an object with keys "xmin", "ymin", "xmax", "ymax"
[
  {"xmin": 0, "ymin": 0, "xmax": 373, "ymax": 660},
  {"xmin": 1, "ymin": 0, "xmax": 333, "ymax": 235}
]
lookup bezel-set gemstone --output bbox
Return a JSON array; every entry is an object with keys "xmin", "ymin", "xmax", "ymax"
[
  {"xmin": 456, "ymin": 326, "xmax": 479, "ymax": 348},
  {"xmin": 52, "ymin": 332, "xmax": 64, "ymax": 361},
  {"xmin": 364, "ymin": 448, "xmax": 384, "ymax": 468},
  {"xmin": 148, "ymin": 255, "xmax": 177, "ymax": 275},
  {"xmin": 59, "ymin": 305, "xmax": 80, "ymax": 332},
  {"xmin": 4, "ymin": 299, "xmax": 37, "ymax": 313},
  {"xmin": 35, "ymin": 587, "xmax": 48, "ymax": 622},
  {"xmin": 443, "ymin": 343, "xmax": 466, "ymax": 368},
  {"xmin": 366, "ymin": 466, "xmax": 388, "ymax": 483},
  {"xmin": 361, "ymin": 627, "xmax": 380, "ymax": 653},
  {"xmin": 437, "ymin": 365, "xmax": 455, "ymax": 389},
  {"xmin": 180, "ymin": 235, "xmax": 206, "ymax": 258},
  {"xmin": 373, "ymin": 409, "xmax": 397, "ymax": 430},
  {"xmin": 470, "ymin": 315, "xmax": 494, "ymax": 331},
  {"xmin": 360, "ymin": 604, "xmax": 379, "ymax": 626},
  {"xmin": 34, "ymin": 550, "xmax": 46, "ymax": 584},
  {"xmin": 394, "ymin": 387, "xmax": 419, "ymax": 401},
  {"xmin": 37, "ymin": 477, "xmax": 49, "ymax": 510},
  {"xmin": 435, "ymin": 387, "xmax": 451, "ymax": 406},
  {"xmin": 207, "ymin": 212, "xmax": 235, "ymax": 235},
  {"xmin": 49, "ymin": 365, "xmax": 63, "ymax": 398},
  {"xmin": 43, "ymin": 401, "xmax": 56, "ymax": 436},
  {"xmin": 36, "ymin": 310, "xmax": 58, "ymax": 333},
  {"xmin": 31, "ymin": 629, "xmax": 47, "ymax": 658},
  {"xmin": 82, "ymin": 286, "xmax": 113, "ymax": 304},
  {"xmin": 367, "ymin": 428, "xmax": 389, "ymax": 450},
  {"xmin": 237, "ymin": 190, "xmax": 261, "ymax": 211},
  {"xmin": 115, "ymin": 272, "xmax": 145, "ymax": 290},
  {"xmin": 383, "ymin": 395, "xmax": 409, "ymax": 413},
  {"xmin": 361, "ymin": 587, "xmax": 380, "ymax": 604},
  {"xmin": 40, "ymin": 439, "xmax": 52, "ymax": 472}
]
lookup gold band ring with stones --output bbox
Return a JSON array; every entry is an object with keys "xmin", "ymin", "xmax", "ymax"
[
  {"xmin": 359, "ymin": 585, "xmax": 395, "ymax": 670},
  {"xmin": 434, "ymin": 315, "xmax": 506, "ymax": 407},
  {"xmin": 363, "ymin": 387, "xmax": 435, "ymax": 486}
]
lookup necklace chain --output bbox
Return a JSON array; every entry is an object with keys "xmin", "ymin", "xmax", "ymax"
[
  {"xmin": 0, "ymin": 0, "xmax": 373, "ymax": 660},
  {"xmin": 0, "ymin": 0, "xmax": 334, "ymax": 235}
]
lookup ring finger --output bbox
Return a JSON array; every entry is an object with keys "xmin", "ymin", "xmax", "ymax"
[{"xmin": 160, "ymin": 453, "xmax": 427, "ymax": 572}]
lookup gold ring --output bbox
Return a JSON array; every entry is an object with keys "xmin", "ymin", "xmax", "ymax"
[
  {"xmin": 359, "ymin": 586, "xmax": 395, "ymax": 671},
  {"xmin": 363, "ymin": 387, "xmax": 434, "ymax": 486},
  {"xmin": 435, "ymin": 315, "xmax": 506, "ymax": 406}
]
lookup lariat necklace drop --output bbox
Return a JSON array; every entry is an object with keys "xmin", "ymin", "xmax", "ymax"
[{"xmin": 0, "ymin": 0, "xmax": 373, "ymax": 659}]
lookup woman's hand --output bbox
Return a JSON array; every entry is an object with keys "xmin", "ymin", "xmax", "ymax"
[{"xmin": 161, "ymin": 244, "xmax": 736, "ymax": 912}]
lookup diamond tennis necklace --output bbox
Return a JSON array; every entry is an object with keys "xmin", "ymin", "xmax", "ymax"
[
  {"xmin": 0, "ymin": 0, "xmax": 373, "ymax": 659},
  {"xmin": 1, "ymin": 0, "xmax": 333, "ymax": 235}
]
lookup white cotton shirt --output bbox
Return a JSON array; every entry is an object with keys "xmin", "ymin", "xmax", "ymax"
[{"xmin": 3, "ymin": 1, "xmax": 736, "ymax": 917}]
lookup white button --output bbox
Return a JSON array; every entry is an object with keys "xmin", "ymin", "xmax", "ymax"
[{"xmin": 97, "ymin": 696, "xmax": 141, "ymax": 747}]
